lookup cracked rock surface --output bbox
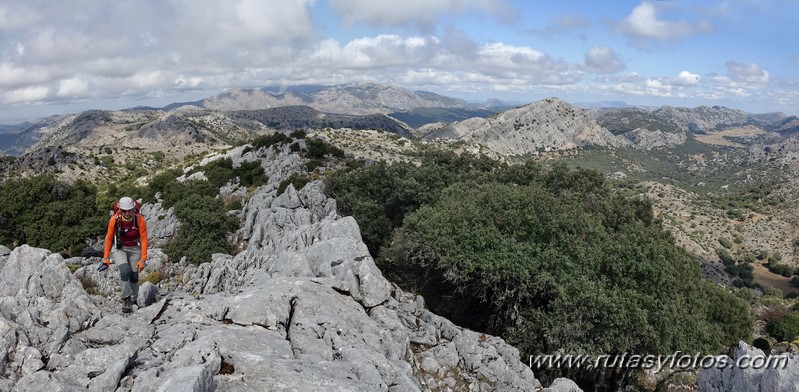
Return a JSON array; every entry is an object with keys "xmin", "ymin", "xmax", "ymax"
[{"xmin": 0, "ymin": 144, "xmax": 549, "ymax": 391}]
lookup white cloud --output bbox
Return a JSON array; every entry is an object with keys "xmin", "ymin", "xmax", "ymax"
[
  {"xmin": 57, "ymin": 77, "xmax": 89, "ymax": 98},
  {"xmin": 2, "ymin": 86, "xmax": 49, "ymax": 104},
  {"xmin": 582, "ymin": 46, "xmax": 624, "ymax": 74},
  {"xmin": 617, "ymin": 2, "xmax": 713, "ymax": 48},
  {"xmin": 327, "ymin": 0, "xmax": 512, "ymax": 27},
  {"xmin": 0, "ymin": 64, "xmax": 50, "ymax": 89},
  {"xmin": 675, "ymin": 71, "xmax": 701, "ymax": 86},
  {"xmin": 726, "ymin": 61, "xmax": 770, "ymax": 84}
]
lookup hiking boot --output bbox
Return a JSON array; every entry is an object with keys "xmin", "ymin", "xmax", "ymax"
[{"xmin": 122, "ymin": 297, "xmax": 132, "ymax": 313}]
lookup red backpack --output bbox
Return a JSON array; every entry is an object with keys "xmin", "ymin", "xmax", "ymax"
[{"xmin": 113, "ymin": 198, "xmax": 142, "ymax": 247}]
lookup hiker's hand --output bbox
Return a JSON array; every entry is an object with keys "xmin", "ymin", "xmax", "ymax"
[
  {"xmin": 98, "ymin": 259, "xmax": 110, "ymax": 272},
  {"xmin": 103, "ymin": 258, "xmax": 111, "ymax": 267},
  {"xmin": 137, "ymin": 260, "xmax": 145, "ymax": 272}
]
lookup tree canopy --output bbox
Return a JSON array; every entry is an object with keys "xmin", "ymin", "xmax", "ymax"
[{"xmin": 327, "ymin": 151, "xmax": 753, "ymax": 359}]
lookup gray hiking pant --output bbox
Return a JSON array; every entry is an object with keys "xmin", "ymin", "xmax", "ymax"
[{"xmin": 111, "ymin": 246, "xmax": 141, "ymax": 301}]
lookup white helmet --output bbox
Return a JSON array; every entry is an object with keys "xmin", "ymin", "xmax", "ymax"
[{"xmin": 118, "ymin": 196, "xmax": 135, "ymax": 211}]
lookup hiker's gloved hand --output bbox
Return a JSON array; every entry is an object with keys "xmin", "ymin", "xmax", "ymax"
[
  {"xmin": 98, "ymin": 258, "xmax": 110, "ymax": 272},
  {"xmin": 137, "ymin": 260, "xmax": 145, "ymax": 272}
]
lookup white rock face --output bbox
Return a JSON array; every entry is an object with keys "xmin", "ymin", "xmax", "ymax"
[
  {"xmin": 0, "ymin": 145, "xmax": 554, "ymax": 391},
  {"xmin": 424, "ymin": 98, "xmax": 626, "ymax": 155},
  {"xmin": 698, "ymin": 341, "xmax": 798, "ymax": 392}
]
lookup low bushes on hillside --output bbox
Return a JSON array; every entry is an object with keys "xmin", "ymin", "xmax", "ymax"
[
  {"xmin": 327, "ymin": 150, "xmax": 754, "ymax": 388},
  {"xmin": 0, "ymin": 176, "xmax": 105, "ymax": 256},
  {"xmin": 767, "ymin": 311, "xmax": 799, "ymax": 342}
]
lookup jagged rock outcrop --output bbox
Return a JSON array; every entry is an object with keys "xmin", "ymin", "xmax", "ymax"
[
  {"xmin": 140, "ymin": 202, "xmax": 179, "ymax": 248},
  {"xmin": 698, "ymin": 341, "xmax": 798, "ymax": 392},
  {"xmin": 423, "ymin": 98, "xmax": 625, "ymax": 155},
  {"xmin": 0, "ymin": 145, "xmax": 558, "ymax": 391},
  {"xmin": 747, "ymin": 135, "xmax": 799, "ymax": 170}
]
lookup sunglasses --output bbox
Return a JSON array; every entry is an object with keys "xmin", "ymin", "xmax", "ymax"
[{"xmin": 121, "ymin": 209, "xmax": 134, "ymax": 214}]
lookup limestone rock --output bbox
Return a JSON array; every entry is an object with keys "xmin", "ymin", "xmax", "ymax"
[
  {"xmin": 698, "ymin": 341, "xmax": 798, "ymax": 392},
  {"xmin": 0, "ymin": 147, "xmax": 565, "ymax": 391},
  {"xmin": 544, "ymin": 378, "xmax": 583, "ymax": 392}
]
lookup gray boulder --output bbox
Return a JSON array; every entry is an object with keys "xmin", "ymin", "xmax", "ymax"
[{"xmin": 698, "ymin": 341, "xmax": 798, "ymax": 392}]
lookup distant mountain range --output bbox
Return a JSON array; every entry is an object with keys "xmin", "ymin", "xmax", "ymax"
[
  {"xmin": 165, "ymin": 83, "xmax": 470, "ymax": 115},
  {"xmin": 2, "ymin": 82, "xmax": 798, "ymax": 158}
]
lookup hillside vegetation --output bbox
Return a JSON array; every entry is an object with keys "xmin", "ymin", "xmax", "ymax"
[{"xmin": 326, "ymin": 152, "xmax": 753, "ymax": 371}]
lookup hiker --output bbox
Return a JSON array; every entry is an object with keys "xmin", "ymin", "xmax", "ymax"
[{"xmin": 101, "ymin": 196, "xmax": 148, "ymax": 313}]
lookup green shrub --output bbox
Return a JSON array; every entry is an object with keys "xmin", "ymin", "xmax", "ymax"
[
  {"xmin": 325, "ymin": 150, "xmax": 515, "ymax": 256},
  {"xmin": 251, "ymin": 133, "xmax": 293, "ymax": 150},
  {"xmin": 727, "ymin": 209, "xmax": 745, "ymax": 221},
  {"xmin": 717, "ymin": 248, "xmax": 735, "ymax": 265},
  {"xmin": 305, "ymin": 159, "xmax": 324, "ymax": 172},
  {"xmin": 233, "ymin": 161, "xmax": 265, "ymax": 187},
  {"xmin": 306, "ymin": 139, "xmax": 344, "ymax": 159},
  {"xmin": 0, "ymin": 176, "xmax": 105, "ymax": 256},
  {"xmin": 290, "ymin": 130, "xmax": 307, "ymax": 139},
  {"xmin": 204, "ymin": 158, "xmax": 235, "ymax": 188},
  {"xmin": 224, "ymin": 198, "xmax": 243, "ymax": 211},
  {"xmin": 767, "ymin": 312, "xmax": 799, "ymax": 341},
  {"xmin": 767, "ymin": 261, "xmax": 795, "ymax": 277},
  {"xmin": 719, "ymin": 237, "xmax": 733, "ymax": 249},
  {"xmin": 277, "ymin": 173, "xmax": 310, "ymax": 196},
  {"xmin": 726, "ymin": 263, "xmax": 754, "ymax": 287},
  {"xmin": 163, "ymin": 193, "xmax": 237, "ymax": 265},
  {"xmin": 379, "ymin": 170, "xmax": 752, "ymax": 358}
]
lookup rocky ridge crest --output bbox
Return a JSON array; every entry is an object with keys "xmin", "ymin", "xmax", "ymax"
[
  {"xmin": 190, "ymin": 84, "xmax": 469, "ymax": 115},
  {"xmin": 0, "ymin": 144, "xmax": 549, "ymax": 391}
]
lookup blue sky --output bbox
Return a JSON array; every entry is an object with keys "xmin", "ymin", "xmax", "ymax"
[{"xmin": 0, "ymin": 0, "xmax": 797, "ymax": 122}]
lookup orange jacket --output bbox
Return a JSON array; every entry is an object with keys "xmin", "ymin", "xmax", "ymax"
[{"xmin": 103, "ymin": 212, "xmax": 148, "ymax": 261}]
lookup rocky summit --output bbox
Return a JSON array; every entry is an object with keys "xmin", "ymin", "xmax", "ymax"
[
  {"xmin": 422, "ymin": 98, "xmax": 625, "ymax": 155},
  {"xmin": 0, "ymin": 145, "xmax": 548, "ymax": 391}
]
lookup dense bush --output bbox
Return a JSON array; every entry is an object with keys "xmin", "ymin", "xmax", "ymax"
[
  {"xmin": 717, "ymin": 248, "xmax": 735, "ymax": 265},
  {"xmin": 719, "ymin": 237, "xmax": 733, "ymax": 249},
  {"xmin": 0, "ymin": 176, "xmax": 105, "ymax": 256},
  {"xmin": 306, "ymin": 138, "xmax": 345, "ymax": 159},
  {"xmin": 328, "ymin": 150, "xmax": 753, "ymax": 366},
  {"xmin": 289, "ymin": 130, "xmax": 307, "ymax": 139},
  {"xmin": 202, "ymin": 158, "xmax": 265, "ymax": 189},
  {"xmin": 251, "ymin": 132, "xmax": 293, "ymax": 150},
  {"xmin": 726, "ymin": 263, "xmax": 754, "ymax": 287},
  {"xmin": 766, "ymin": 260, "xmax": 796, "ymax": 277},
  {"xmin": 767, "ymin": 312, "xmax": 799, "ymax": 341},
  {"xmin": 326, "ymin": 150, "xmax": 507, "ymax": 256},
  {"xmin": 381, "ymin": 179, "xmax": 752, "ymax": 357},
  {"xmin": 163, "ymin": 193, "xmax": 237, "ymax": 264}
]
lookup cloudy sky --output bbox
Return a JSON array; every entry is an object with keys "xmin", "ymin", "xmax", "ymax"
[{"xmin": 1, "ymin": 0, "xmax": 797, "ymax": 122}]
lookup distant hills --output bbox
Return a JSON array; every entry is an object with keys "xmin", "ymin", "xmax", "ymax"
[
  {"xmin": 2, "ymin": 82, "xmax": 798, "ymax": 159},
  {"xmin": 166, "ymin": 83, "xmax": 470, "ymax": 115}
]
